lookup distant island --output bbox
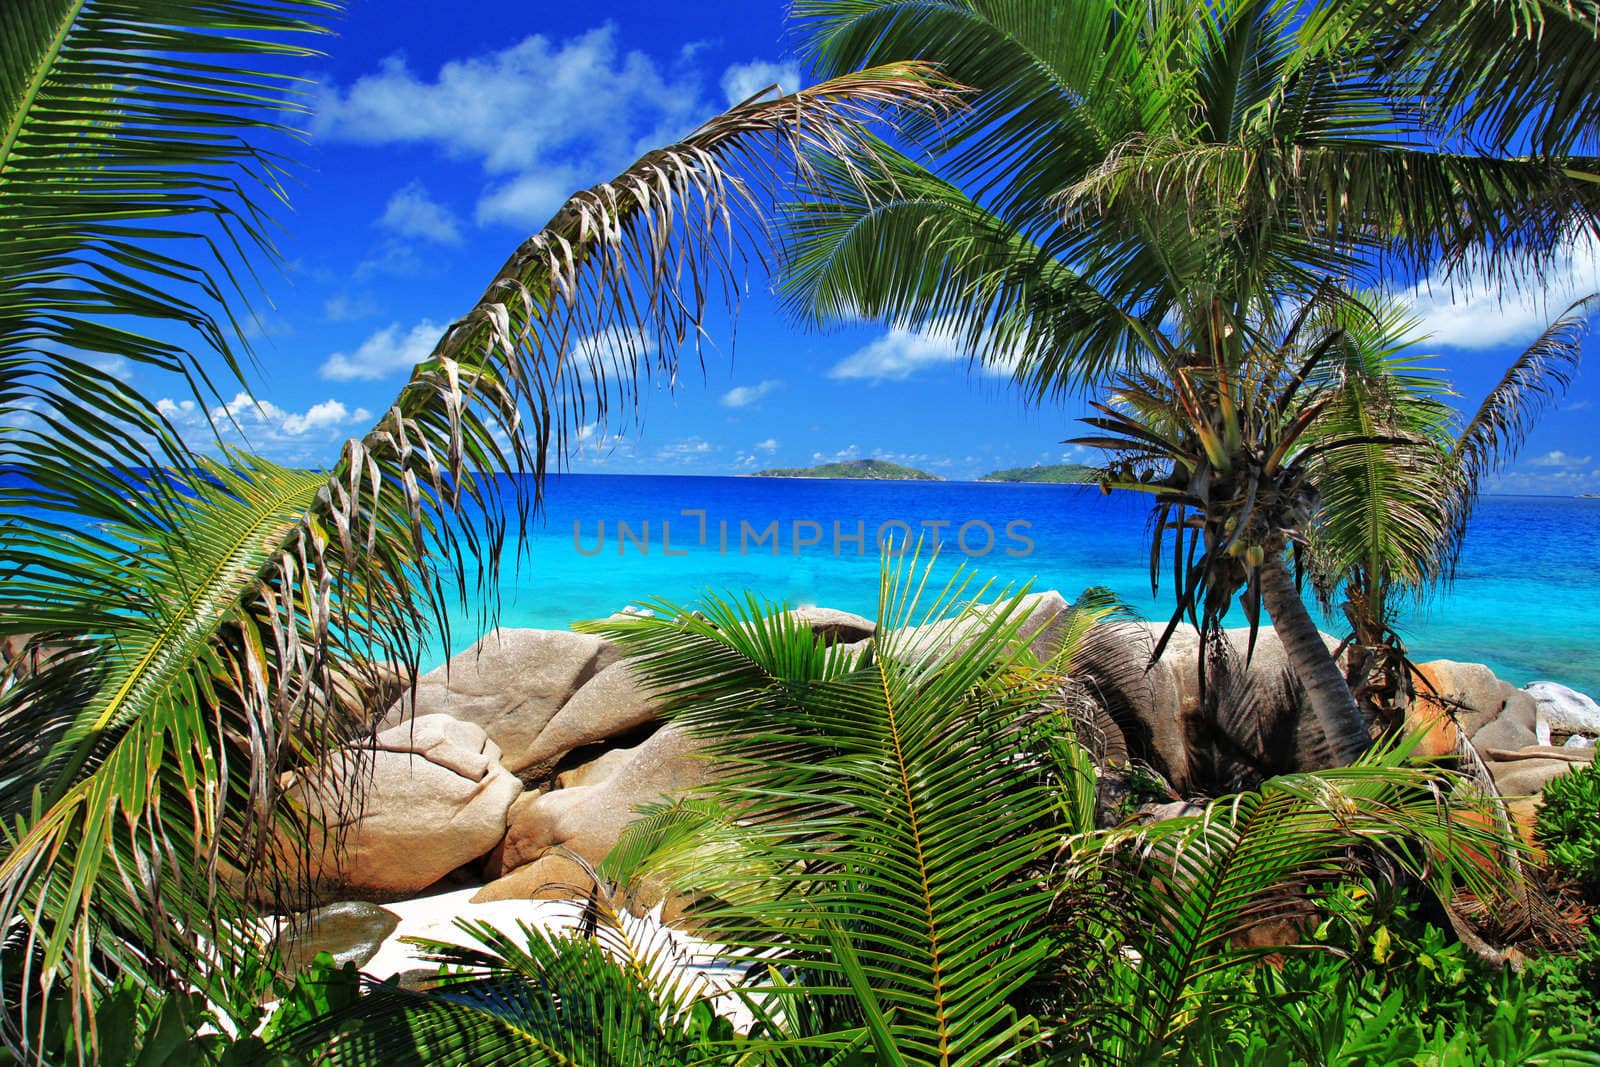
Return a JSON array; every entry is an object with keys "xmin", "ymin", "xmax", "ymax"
[
  {"xmin": 979, "ymin": 463, "xmax": 1097, "ymax": 484},
  {"xmin": 750, "ymin": 458, "xmax": 941, "ymax": 481}
]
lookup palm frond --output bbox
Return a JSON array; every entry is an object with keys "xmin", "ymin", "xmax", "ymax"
[
  {"xmin": 578, "ymin": 551, "xmax": 1077, "ymax": 1065},
  {"xmin": 1446, "ymin": 296, "xmax": 1595, "ymax": 559},
  {"xmin": 0, "ymin": 65, "xmax": 966, "ymax": 1057},
  {"xmin": 1066, "ymin": 739, "xmax": 1521, "ymax": 1062},
  {"xmin": 0, "ymin": 0, "xmax": 337, "ymax": 483}
]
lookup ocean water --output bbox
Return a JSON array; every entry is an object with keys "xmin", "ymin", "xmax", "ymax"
[{"xmin": 431, "ymin": 474, "xmax": 1600, "ymax": 697}]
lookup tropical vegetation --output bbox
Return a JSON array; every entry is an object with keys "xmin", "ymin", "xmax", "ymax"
[
  {"xmin": 979, "ymin": 464, "xmax": 1095, "ymax": 484},
  {"xmin": 749, "ymin": 457, "xmax": 940, "ymax": 479},
  {"xmin": 779, "ymin": 0, "xmax": 1600, "ymax": 764},
  {"xmin": 3, "ymin": 0, "xmax": 1599, "ymax": 1061}
]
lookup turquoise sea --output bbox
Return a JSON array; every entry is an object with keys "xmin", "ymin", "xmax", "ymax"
[{"xmin": 432, "ymin": 475, "xmax": 1600, "ymax": 697}]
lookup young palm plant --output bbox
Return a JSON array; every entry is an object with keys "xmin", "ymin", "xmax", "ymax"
[
  {"xmin": 576, "ymin": 553, "xmax": 1073, "ymax": 1065},
  {"xmin": 1304, "ymin": 296, "xmax": 1594, "ymax": 721},
  {"xmin": 0, "ymin": 18, "xmax": 962, "ymax": 1055}
]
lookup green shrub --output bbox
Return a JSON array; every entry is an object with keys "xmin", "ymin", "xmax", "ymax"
[
  {"xmin": 1537, "ymin": 760, "xmax": 1600, "ymax": 901},
  {"xmin": 1185, "ymin": 885, "xmax": 1599, "ymax": 1063}
]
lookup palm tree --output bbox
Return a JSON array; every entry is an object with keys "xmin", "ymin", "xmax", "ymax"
[
  {"xmin": 779, "ymin": 0, "xmax": 1600, "ymax": 764},
  {"xmin": 1321, "ymin": 0, "xmax": 1600, "ymax": 159},
  {"xmin": 1306, "ymin": 297, "xmax": 1595, "ymax": 720},
  {"xmin": 0, "ymin": 4, "xmax": 961, "ymax": 1053},
  {"xmin": 1066, "ymin": 293, "xmax": 1444, "ymax": 768},
  {"xmin": 1, "ymin": 0, "xmax": 340, "ymax": 511}
]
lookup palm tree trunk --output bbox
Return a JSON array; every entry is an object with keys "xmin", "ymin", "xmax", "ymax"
[{"xmin": 1259, "ymin": 554, "xmax": 1371, "ymax": 768}]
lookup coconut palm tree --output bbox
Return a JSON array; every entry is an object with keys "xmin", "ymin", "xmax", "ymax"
[
  {"xmin": 779, "ymin": 0, "xmax": 1600, "ymax": 763},
  {"xmin": 0, "ymin": 3, "xmax": 961, "ymax": 1053},
  {"xmin": 1321, "ymin": 0, "xmax": 1600, "ymax": 159},
  {"xmin": 1065, "ymin": 292, "xmax": 1449, "ymax": 768}
]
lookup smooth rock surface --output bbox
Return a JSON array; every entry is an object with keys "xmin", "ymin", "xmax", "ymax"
[
  {"xmin": 1527, "ymin": 681, "xmax": 1600, "ymax": 746},
  {"xmin": 781, "ymin": 606, "xmax": 876, "ymax": 645},
  {"xmin": 1487, "ymin": 757, "xmax": 1580, "ymax": 797},
  {"xmin": 491, "ymin": 724, "xmax": 709, "ymax": 880},
  {"xmin": 383, "ymin": 630, "xmax": 618, "ymax": 773},
  {"xmin": 555, "ymin": 746, "xmax": 636, "ymax": 790},
  {"xmin": 1412, "ymin": 660, "xmax": 1506, "ymax": 742},
  {"xmin": 897, "ymin": 590, "xmax": 1071, "ymax": 661},
  {"xmin": 517, "ymin": 661, "xmax": 658, "ymax": 779},
  {"xmin": 272, "ymin": 901, "xmax": 398, "ymax": 975},
  {"xmin": 1470, "ymin": 691, "xmax": 1540, "ymax": 753},
  {"xmin": 1076, "ymin": 621, "xmax": 1196, "ymax": 786},
  {"xmin": 290, "ymin": 714, "xmax": 523, "ymax": 898}
]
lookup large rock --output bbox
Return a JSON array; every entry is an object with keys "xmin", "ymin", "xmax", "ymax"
[
  {"xmin": 555, "ymin": 746, "xmax": 636, "ymax": 790},
  {"xmin": 897, "ymin": 590, "xmax": 1071, "ymax": 662},
  {"xmin": 1486, "ymin": 757, "xmax": 1582, "ymax": 797},
  {"xmin": 1526, "ymin": 681, "xmax": 1600, "ymax": 745},
  {"xmin": 272, "ymin": 901, "xmax": 398, "ymax": 975},
  {"xmin": 1411, "ymin": 660, "xmax": 1507, "ymax": 743},
  {"xmin": 484, "ymin": 724, "xmax": 710, "ymax": 886},
  {"xmin": 516, "ymin": 661, "xmax": 659, "ymax": 780},
  {"xmin": 1470, "ymin": 690, "xmax": 1540, "ymax": 753},
  {"xmin": 384, "ymin": 630, "xmax": 618, "ymax": 774},
  {"xmin": 290, "ymin": 714, "xmax": 523, "ymax": 899},
  {"xmin": 1074, "ymin": 621, "xmax": 1343, "ymax": 788},
  {"xmin": 780, "ymin": 607, "xmax": 876, "ymax": 645}
]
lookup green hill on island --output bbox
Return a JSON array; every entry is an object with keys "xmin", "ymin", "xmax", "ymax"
[
  {"xmin": 979, "ymin": 464, "xmax": 1096, "ymax": 484},
  {"xmin": 751, "ymin": 458, "xmax": 941, "ymax": 481}
]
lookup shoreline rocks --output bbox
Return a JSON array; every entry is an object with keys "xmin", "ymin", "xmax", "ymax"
[{"xmin": 291, "ymin": 596, "xmax": 1599, "ymax": 910}]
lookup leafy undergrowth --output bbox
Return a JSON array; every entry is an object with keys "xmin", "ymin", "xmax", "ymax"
[
  {"xmin": 1185, "ymin": 886, "xmax": 1599, "ymax": 1065},
  {"xmin": 1538, "ymin": 760, "xmax": 1600, "ymax": 904}
]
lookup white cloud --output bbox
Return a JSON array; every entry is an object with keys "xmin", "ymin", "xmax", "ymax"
[
  {"xmin": 475, "ymin": 171, "xmax": 582, "ymax": 227},
  {"xmin": 378, "ymin": 181, "xmax": 461, "ymax": 244},
  {"xmin": 655, "ymin": 436, "xmax": 716, "ymax": 462},
  {"xmin": 280, "ymin": 399, "xmax": 365, "ymax": 436},
  {"xmin": 314, "ymin": 27, "xmax": 708, "ymax": 228},
  {"xmin": 753, "ymin": 437, "xmax": 779, "ymax": 451},
  {"xmin": 1404, "ymin": 233, "xmax": 1600, "ymax": 350},
  {"xmin": 1530, "ymin": 450, "xmax": 1592, "ymax": 467},
  {"xmin": 829, "ymin": 325, "xmax": 967, "ymax": 382},
  {"xmin": 720, "ymin": 59, "xmax": 801, "ymax": 106},
  {"xmin": 156, "ymin": 392, "xmax": 372, "ymax": 463},
  {"xmin": 721, "ymin": 378, "xmax": 783, "ymax": 407},
  {"xmin": 320, "ymin": 320, "xmax": 443, "ymax": 381}
]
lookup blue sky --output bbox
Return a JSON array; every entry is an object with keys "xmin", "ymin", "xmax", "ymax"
[{"xmin": 153, "ymin": 0, "xmax": 1600, "ymax": 493}]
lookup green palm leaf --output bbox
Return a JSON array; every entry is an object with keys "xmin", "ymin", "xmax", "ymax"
[
  {"xmin": 0, "ymin": 64, "xmax": 965, "ymax": 1059},
  {"xmin": 579, "ymin": 552, "xmax": 1085, "ymax": 1065},
  {"xmin": 1067, "ymin": 741, "xmax": 1519, "ymax": 1063},
  {"xmin": 1, "ymin": 0, "xmax": 336, "ymax": 482}
]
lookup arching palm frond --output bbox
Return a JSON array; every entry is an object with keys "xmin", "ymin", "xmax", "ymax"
[
  {"xmin": 577, "ymin": 552, "xmax": 1084, "ymax": 1065},
  {"xmin": 779, "ymin": 145, "xmax": 1152, "ymax": 397},
  {"xmin": 1326, "ymin": 0, "xmax": 1600, "ymax": 156},
  {"xmin": 0, "ymin": 66, "xmax": 965, "ymax": 1059},
  {"xmin": 1445, "ymin": 296, "xmax": 1596, "ymax": 559},
  {"xmin": 0, "ymin": 0, "xmax": 337, "ymax": 487},
  {"xmin": 0, "ymin": 456, "xmax": 385, "ymax": 1046}
]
